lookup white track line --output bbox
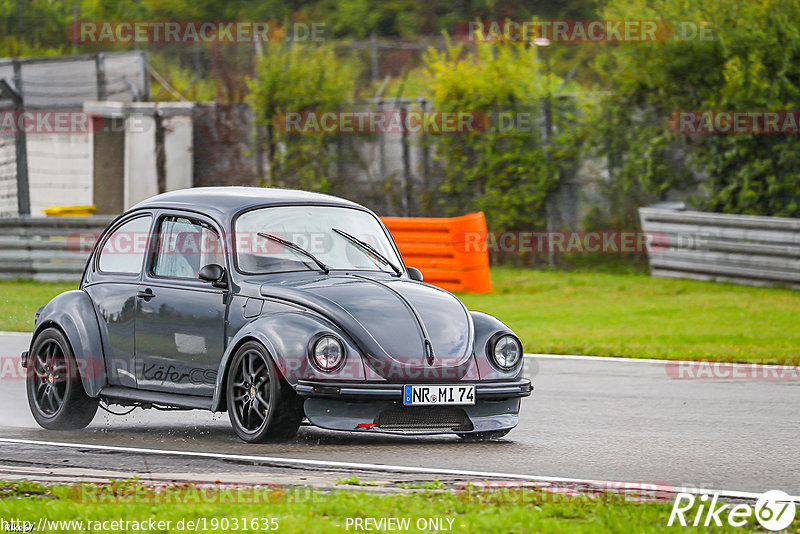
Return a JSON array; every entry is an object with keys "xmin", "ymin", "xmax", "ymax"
[
  {"xmin": 0, "ymin": 437, "xmax": 788, "ymax": 501},
  {"xmin": 527, "ymin": 353, "xmax": 670, "ymax": 365}
]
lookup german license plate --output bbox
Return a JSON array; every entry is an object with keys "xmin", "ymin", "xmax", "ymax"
[{"xmin": 403, "ymin": 385, "xmax": 475, "ymax": 406}]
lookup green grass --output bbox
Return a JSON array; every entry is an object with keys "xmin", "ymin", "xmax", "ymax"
[
  {"xmin": 2, "ymin": 268, "xmax": 799, "ymax": 363},
  {"xmin": 0, "ymin": 480, "xmax": 761, "ymax": 533},
  {"xmin": 0, "ymin": 280, "xmax": 75, "ymax": 332},
  {"xmin": 457, "ymin": 267, "xmax": 800, "ymax": 364}
]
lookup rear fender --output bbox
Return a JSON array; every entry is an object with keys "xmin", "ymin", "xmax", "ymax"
[{"xmin": 31, "ymin": 290, "xmax": 106, "ymax": 397}]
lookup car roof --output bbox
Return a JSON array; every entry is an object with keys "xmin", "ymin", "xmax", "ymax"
[{"xmin": 128, "ymin": 187, "xmax": 364, "ymax": 223}]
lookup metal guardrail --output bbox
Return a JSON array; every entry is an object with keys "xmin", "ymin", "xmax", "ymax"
[
  {"xmin": 0, "ymin": 216, "xmax": 115, "ymax": 281},
  {"xmin": 639, "ymin": 205, "xmax": 800, "ymax": 289}
]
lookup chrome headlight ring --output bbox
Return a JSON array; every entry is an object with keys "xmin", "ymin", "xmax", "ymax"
[
  {"xmin": 308, "ymin": 333, "xmax": 346, "ymax": 372},
  {"xmin": 487, "ymin": 332, "xmax": 523, "ymax": 371}
]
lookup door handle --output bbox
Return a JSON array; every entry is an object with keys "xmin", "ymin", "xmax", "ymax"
[{"xmin": 136, "ymin": 288, "xmax": 155, "ymax": 300}]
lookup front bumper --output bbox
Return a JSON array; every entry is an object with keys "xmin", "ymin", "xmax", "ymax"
[
  {"xmin": 296, "ymin": 379, "xmax": 532, "ymax": 435},
  {"xmin": 295, "ymin": 378, "xmax": 533, "ymax": 401}
]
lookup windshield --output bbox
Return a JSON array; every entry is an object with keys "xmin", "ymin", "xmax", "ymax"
[{"xmin": 235, "ymin": 206, "xmax": 403, "ymax": 274}]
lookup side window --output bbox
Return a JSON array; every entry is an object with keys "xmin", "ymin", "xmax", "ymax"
[
  {"xmin": 152, "ymin": 216, "xmax": 224, "ymax": 279},
  {"xmin": 98, "ymin": 215, "xmax": 152, "ymax": 274}
]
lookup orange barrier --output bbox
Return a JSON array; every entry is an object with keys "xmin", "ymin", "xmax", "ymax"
[{"xmin": 381, "ymin": 212, "xmax": 492, "ymax": 293}]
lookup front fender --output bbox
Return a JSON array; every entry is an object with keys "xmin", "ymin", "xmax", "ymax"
[
  {"xmin": 211, "ymin": 312, "xmax": 365, "ymax": 411},
  {"xmin": 32, "ymin": 290, "xmax": 106, "ymax": 397}
]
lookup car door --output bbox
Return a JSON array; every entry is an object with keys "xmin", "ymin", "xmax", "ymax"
[
  {"xmin": 134, "ymin": 212, "xmax": 228, "ymax": 397},
  {"xmin": 84, "ymin": 213, "xmax": 154, "ymax": 389}
]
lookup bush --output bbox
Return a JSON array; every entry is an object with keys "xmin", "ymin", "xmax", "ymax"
[
  {"xmin": 424, "ymin": 39, "xmax": 584, "ymax": 234},
  {"xmin": 592, "ymin": 0, "xmax": 800, "ymax": 219},
  {"xmin": 248, "ymin": 43, "xmax": 355, "ymax": 191}
]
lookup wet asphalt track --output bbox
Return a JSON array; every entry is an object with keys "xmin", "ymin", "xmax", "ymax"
[{"xmin": 1, "ymin": 332, "xmax": 798, "ymax": 494}]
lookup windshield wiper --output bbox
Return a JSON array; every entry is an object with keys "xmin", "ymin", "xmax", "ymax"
[
  {"xmin": 332, "ymin": 227, "xmax": 401, "ymax": 276},
  {"xmin": 257, "ymin": 232, "xmax": 330, "ymax": 274}
]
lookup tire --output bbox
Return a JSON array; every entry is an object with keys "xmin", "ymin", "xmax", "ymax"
[
  {"xmin": 226, "ymin": 341, "xmax": 304, "ymax": 443},
  {"xmin": 26, "ymin": 327, "xmax": 98, "ymax": 430},
  {"xmin": 457, "ymin": 429, "xmax": 511, "ymax": 442}
]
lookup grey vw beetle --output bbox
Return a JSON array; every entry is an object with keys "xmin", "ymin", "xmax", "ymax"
[{"xmin": 22, "ymin": 187, "xmax": 532, "ymax": 442}]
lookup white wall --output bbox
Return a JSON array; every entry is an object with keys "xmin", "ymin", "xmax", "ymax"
[
  {"xmin": 162, "ymin": 109, "xmax": 193, "ymax": 193},
  {"xmin": 123, "ymin": 112, "xmax": 158, "ymax": 208},
  {"xmin": 5, "ymin": 100, "xmax": 194, "ymax": 216},
  {"xmin": 27, "ymin": 133, "xmax": 93, "ymax": 215},
  {"xmin": 0, "ymin": 134, "xmax": 18, "ymax": 216}
]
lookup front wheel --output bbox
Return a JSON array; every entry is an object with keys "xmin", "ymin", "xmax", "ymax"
[
  {"xmin": 26, "ymin": 327, "xmax": 98, "ymax": 430},
  {"xmin": 457, "ymin": 429, "xmax": 511, "ymax": 442},
  {"xmin": 226, "ymin": 341, "xmax": 304, "ymax": 443}
]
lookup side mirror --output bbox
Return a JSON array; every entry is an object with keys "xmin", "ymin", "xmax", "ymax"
[
  {"xmin": 407, "ymin": 266, "xmax": 424, "ymax": 282},
  {"xmin": 198, "ymin": 263, "xmax": 227, "ymax": 288}
]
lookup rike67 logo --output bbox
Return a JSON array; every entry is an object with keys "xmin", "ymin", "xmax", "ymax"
[{"xmin": 668, "ymin": 490, "xmax": 796, "ymax": 530}]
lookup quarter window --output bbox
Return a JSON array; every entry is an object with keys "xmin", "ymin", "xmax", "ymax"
[
  {"xmin": 97, "ymin": 215, "xmax": 152, "ymax": 274},
  {"xmin": 152, "ymin": 216, "xmax": 224, "ymax": 279}
]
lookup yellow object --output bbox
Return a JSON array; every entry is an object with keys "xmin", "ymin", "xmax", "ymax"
[{"xmin": 42, "ymin": 205, "xmax": 97, "ymax": 217}]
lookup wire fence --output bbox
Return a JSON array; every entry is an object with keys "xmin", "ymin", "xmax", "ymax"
[
  {"xmin": 0, "ymin": 51, "xmax": 148, "ymax": 216},
  {"xmin": 0, "ymin": 51, "xmax": 148, "ymax": 109}
]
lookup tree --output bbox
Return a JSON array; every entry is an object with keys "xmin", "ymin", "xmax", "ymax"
[{"xmin": 593, "ymin": 0, "xmax": 800, "ymax": 218}]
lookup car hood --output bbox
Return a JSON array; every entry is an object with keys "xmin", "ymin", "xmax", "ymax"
[{"xmin": 259, "ymin": 274, "xmax": 474, "ymax": 380}]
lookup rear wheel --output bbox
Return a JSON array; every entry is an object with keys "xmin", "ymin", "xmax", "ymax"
[
  {"xmin": 457, "ymin": 429, "xmax": 511, "ymax": 442},
  {"xmin": 226, "ymin": 341, "xmax": 304, "ymax": 443},
  {"xmin": 26, "ymin": 327, "xmax": 98, "ymax": 430}
]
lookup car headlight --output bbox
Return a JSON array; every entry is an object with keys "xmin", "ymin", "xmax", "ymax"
[
  {"xmin": 310, "ymin": 334, "xmax": 345, "ymax": 372},
  {"xmin": 488, "ymin": 333, "xmax": 522, "ymax": 370}
]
